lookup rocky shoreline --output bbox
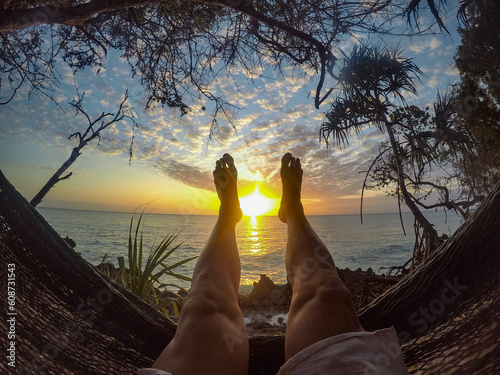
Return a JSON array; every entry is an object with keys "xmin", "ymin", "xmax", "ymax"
[
  {"xmin": 97, "ymin": 261, "xmax": 402, "ymax": 337},
  {"xmin": 238, "ymin": 269, "xmax": 402, "ymax": 336}
]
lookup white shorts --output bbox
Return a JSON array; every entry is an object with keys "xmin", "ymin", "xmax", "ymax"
[
  {"xmin": 137, "ymin": 369, "xmax": 172, "ymax": 375},
  {"xmin": 277, "ymin": 327, "xmax": 408, "ymax": 375},
  {"xmin": 138, "ymin": 327, "xmax": 408, "ymax": 375}
]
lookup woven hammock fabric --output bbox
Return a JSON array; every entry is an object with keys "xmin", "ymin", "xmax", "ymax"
[{"xmin": 1, "ymin": 171, "xmax": 499, "ymax": 374}]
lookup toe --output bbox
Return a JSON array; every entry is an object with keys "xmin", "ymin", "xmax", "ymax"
[
  {"xmin": 282, "ymin": 153, "xmax": 293, "ymax": 167},
  {"xmin": 222, "ymin": 153, "xmax": 234, "ymax": 166}
]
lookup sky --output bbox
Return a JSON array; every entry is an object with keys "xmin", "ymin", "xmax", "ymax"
[{"xmin": 0, "ymin": 5, "xmax": 463, "ymax": 216}]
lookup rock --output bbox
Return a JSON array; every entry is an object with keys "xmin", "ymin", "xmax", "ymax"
[
  {"xmin": 238, "ymin": 274, "xmax": 292, "ymax": 313},
  {"xmin": 64, "ymin": 236, "xmax": 76, "ymax": 248}
]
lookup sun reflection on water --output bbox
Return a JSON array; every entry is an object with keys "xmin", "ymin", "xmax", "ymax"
[{"xmin": 248, "ymin": 215, "xmax": 262, "ymax": 254}]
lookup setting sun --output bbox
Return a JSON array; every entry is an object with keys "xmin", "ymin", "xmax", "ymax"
[{"xmin": 239, "ymin": 184, "xmax": 275, "ymax": 217}]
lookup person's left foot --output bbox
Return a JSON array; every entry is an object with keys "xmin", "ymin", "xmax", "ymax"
[{"xmin": 213, "ymin": 153, "xmax": 242, "ymax": 223}]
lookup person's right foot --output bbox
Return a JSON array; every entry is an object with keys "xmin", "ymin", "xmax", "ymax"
[{"xmin": 278, "ymin": 153, "xmax": 304, "ymax": 223}]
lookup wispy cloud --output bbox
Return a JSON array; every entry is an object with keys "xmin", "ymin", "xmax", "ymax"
[
  {"xmin": 1, "ymin": 22, "xmax": 464, "ymax": 214},
  {"xmin": 157, "ymin": 159, "xmax": 213, "ymax": 191}
]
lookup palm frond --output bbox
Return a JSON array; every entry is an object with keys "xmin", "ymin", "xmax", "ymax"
[
  {"xmin": 323, "ymin": 44, "xmax": 423, "ymax": 147},
  {"xmin": 404, "ymin": 0, "xmax": 450, "ymax": 33}
]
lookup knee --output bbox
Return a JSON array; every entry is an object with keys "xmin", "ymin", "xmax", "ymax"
[
  {"xmin": 316, "ymin": 275, "xmax": 354, "ymax": 307},
  {"xmin": 294, "ymin": 268, "xmax": 354, "ymax": 308},
  {"xmin": 183, "ymin": 272, "xmax": 240, "ymax": 319}
]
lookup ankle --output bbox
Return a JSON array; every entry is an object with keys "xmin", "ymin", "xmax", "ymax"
[
  {"xmin": 218, "ymin": 205, "xmax": 242, "ymax": 224},
  {"xmin": 284, "ymin": 202, "xmax": 305, "ymax": 220}
]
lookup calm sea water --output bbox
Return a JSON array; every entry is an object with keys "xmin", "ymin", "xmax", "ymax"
[{"xmin": 38, "ymin": 208, "xmax": 462, "ymax": 290}]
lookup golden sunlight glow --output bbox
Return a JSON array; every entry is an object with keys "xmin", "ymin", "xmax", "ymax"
[
  {"xmin": 247, "ymin": 215, "xmax": 262, "ymax": 253},
  {"xmin": 239, "ymin": 184, "xmax": 274, "ymax": 217}
]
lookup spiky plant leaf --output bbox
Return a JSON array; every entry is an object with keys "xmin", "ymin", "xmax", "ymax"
[
  {"xmin": 119, "ymin": 206, "xmax": 197, "ymax": 317},
  {"xmin": 322, "ymin": 44, "xmax": 423, "ymax": 147}
]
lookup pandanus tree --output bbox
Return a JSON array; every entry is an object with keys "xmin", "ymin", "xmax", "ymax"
[
  {"xmin": 320, "ymin": 45, "xmax": 443, "ymax": 271},
  {"xmin": 326, "ymin": 0, "xmax": 500, "ymax": 272}
]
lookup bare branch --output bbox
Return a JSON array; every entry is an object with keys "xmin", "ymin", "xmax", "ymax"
[
  {"xmin": 360, "ymin": 147, "xmax": 392, "ymax": 223},
  {"xmin": 57, "ymin": 172, "xmax": 73, "ymax": 182},
  {"xmin": 30, "ymin": 89, "xmax": 135, "ymax": 207}
]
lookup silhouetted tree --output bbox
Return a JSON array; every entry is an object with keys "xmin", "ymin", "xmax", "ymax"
[
  {"xmin": 320, "ymin": 0, "xmax": 500, "ymax": 271},
  {"xmin": 321, "ymin": 34, "xmax": 500, "ymax": 271},
  {"xmin": 404, "ymin": 0, "xmax": 500, "ymax": 30},
  {"xmin": 320, "ymin": 45, "xmax": 444, "ymax": 271},
  {"xmin": 367, "ymin": 97, "xmax": 480, "ymax": 217},
  {"xmin": 1, "ymin": 0, "xmax": 437, "ymax": 123},
  {"xmin": 30, "ymin": 90, "xmax": 137, "ymax": 207},
  {"xmin": 452, "ymin": 0, "xmax": 500, "ymax": 191}
]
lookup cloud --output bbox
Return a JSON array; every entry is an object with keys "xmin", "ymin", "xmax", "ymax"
[
  {"xmin": 427, "ymin": 77, "xmax": 438, "ymax": 88},
  {"xmin": 445, "ymin": 65, "xmax": 459, "ymax": 76},
  {"xmin": 409, "ymin": 37, "xmax": 443, "ymax": 54},
  {"xmin": 158, "ymin": 159, "xmax": 214, "ymax": 191},
  {"xmin": 1, "ymin": 23, "xmax": 465, "ymax": 215},
  {"xmin": 429, "ymin": 37, "xmax": 442, "ymax": 50}
]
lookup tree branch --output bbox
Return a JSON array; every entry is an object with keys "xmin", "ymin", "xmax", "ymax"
[
  {"xmin": 57, "ymin": 172, "xmax": 73, "ymax": 182},
  {"xmin": 360, "ymin": 147, "xmax": 392, "ymax": 223},
  {"xmin": 0, "ymin": 0, "xmax": 169, "ymax": 32}
]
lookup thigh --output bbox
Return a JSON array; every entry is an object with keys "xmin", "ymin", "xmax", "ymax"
[
  {"xmin": 285, "ymin": 269, "xmax": 364, "ymax": 361},
  {"xmin": 152, "ymin": 293, "xmax": 249, "ymax": 375}
]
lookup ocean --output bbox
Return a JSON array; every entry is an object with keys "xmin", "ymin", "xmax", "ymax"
[{"xmin": 38, "ymin": 207, "xmax": 462, "ymax": 291}]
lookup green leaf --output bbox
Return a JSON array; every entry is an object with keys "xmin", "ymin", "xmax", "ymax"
[{"xmin": 118, "ymin": 204, "xmax": 196, "ymax": 315}]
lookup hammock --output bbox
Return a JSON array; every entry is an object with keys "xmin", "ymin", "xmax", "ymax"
[{"xmin": 0, "ymin": 170, "xmax": 498, "ymax": 374}]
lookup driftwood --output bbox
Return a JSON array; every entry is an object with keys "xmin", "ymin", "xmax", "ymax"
[{"xmin": 1, "ymin": 170, "xmax": 499, "ymax": 374}]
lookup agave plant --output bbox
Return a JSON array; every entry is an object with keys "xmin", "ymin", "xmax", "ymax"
[{"xmin": 116, "ymin": 207, "xmax": 197, "ymax": 317}]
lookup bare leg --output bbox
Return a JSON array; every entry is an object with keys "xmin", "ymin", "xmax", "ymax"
[
  {"xmin": 152, "ymin": 154, "xmax": 248, "ymax": 375},
  {"xmin": 279, "ymin": 153, "xmax": 364, "ymax": 361}
]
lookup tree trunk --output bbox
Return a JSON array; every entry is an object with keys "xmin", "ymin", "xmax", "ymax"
[
  {"xmin": 30, "ymin": 147, "xmax": 80, "ymax": 207},
  {"xmin": 384, "ymin": 121, "xmax": 440, "ymax": 269}
]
